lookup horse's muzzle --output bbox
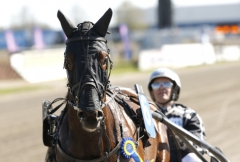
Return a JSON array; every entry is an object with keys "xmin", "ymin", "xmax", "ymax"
[
  {"xmin": 77, "ymin": 110, "xmax": 104, "ymax": 132},
  {"xmin": 77, "ymin": 85, "xmax": 104, "ymax": 132}
]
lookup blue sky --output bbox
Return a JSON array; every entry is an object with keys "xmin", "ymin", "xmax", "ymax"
[{"xmin": 1, "ymin": 0, "xmax": 240, "ymax": 29}]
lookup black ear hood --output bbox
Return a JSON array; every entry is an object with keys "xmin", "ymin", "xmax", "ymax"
[
  {"xmin": 92, "ymin": 8, "xmax": 112, "ymax": 37},
  {"xmin": 57, "ymin": 10, "xmax": 77, "ymax": 38}
]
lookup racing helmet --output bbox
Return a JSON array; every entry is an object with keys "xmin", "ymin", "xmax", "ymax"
[{"xmin": 148, "ymin": 67, "xmax": 181, "ymax": 101}]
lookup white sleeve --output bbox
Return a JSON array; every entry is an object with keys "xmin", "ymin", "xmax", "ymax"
[{"xmin": 182, "ymin": 153, "xmax": 202, "ymax": 162}]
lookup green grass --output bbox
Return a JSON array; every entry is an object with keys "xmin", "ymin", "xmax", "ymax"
[
  {"xmin": 0, "ymin": 85, "xmax": 47, "ymax": 95},
  {"xmin": 0, "ymin": 60, "xmax": 144, "ymax": 95},
  {"xmin": 0, "ymin": 61, "xmax": 138, "ymax": 96}
]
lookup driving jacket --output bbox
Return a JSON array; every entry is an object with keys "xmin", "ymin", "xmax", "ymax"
[{"xmin": 159, "ymin": 103, "xmax": 206, "ymax": 162}]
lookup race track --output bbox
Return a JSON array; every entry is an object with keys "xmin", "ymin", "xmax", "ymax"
[{"xmin": 0, "ymin": 61, "xmax": 239, "ymax": 162}]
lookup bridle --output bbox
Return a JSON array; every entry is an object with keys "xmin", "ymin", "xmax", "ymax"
[
  {"xmin": 55, "ymin": 22, "xmax": 123, "ymax": 162},
  {"xmin": 64, "ymin": 22, "xmax": 113, "ymax": 111}
]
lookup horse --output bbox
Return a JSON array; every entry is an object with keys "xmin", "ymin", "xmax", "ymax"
[{"xmin": 43, "ymin": 8, "xmax": 170, "ymax": 162}]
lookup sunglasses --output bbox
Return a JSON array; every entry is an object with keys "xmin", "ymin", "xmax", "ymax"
[{"xmin": 151, "ymin": 81, "xmax": 173, "ymax": 89}]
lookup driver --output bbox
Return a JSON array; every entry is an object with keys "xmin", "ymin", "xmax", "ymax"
[{"xmin": 147, "ymin": 67, "xmax": 206, "ymax": 162}]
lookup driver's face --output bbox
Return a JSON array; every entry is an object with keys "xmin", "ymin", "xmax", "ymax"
[{"xmin": 151, "ymin": 77, "xmax": 173, "ymax": 105}]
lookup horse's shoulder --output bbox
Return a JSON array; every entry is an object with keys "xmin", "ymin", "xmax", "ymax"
[{"xmin": 107, "ymin": 86, "xmax": 158, "ymax": 114}]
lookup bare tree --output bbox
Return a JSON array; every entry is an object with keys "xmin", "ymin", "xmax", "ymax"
[
  {"xmin": 10, "ymin": 6, "xmax": 50, "ymax": 30},
  {"xmin": 116, "ymin": 1, "xmax": 149, "ymax": 30},
  {"xmin": 70, "ymin": 4, "xmax": 86, "ymax": 25}
]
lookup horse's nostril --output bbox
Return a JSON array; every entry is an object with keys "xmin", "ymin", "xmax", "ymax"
[
  {"xmin": 97, "ymin": 111, "xmax": 103, "ymax": 117},
  {"xmin": 78, "ymin": 112, "xmax": 84, "ymax": 119},
  {"xmin": 77, "ymin": 111, "xmax": 103, "ymax": 120}
]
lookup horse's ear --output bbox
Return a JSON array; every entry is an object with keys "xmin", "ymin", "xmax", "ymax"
[
  {"xmin": 93, "ymin": 8, "xmax": 112, "ymax": 37},
  {"xmin": 57, "ymin": 10, "xmax": 77, "ymax": 38}
]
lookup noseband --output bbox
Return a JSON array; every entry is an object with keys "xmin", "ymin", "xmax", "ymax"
[{"xmin": 64, "ymin": 22, "xmax": 113, "ymax": 111}]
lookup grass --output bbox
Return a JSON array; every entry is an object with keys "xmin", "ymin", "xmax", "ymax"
[
  {"xmin": 0, "ymin": 61, "xmax": 138, "ymax": 96},
  {"xmin": 2, "ymin": 60, "xmax": 238, "ymax": 96},
  {"xmin": 111, "ymin": 60, "xmax": 139, "ymax": 75},
  {"xmin": 0, "ymin": 85, "xmax": 47, "ymax": 95}
]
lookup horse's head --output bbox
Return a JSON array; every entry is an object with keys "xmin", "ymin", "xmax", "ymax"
[{"xmin": 57, "ymin": 8, "xmax": 113, "ymax": 132}]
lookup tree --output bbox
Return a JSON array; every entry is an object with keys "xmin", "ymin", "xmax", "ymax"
[
  {"xmin": 116, "ymin": 1, "xmax": 149, "ymax": 30},
  {"xmin": 70, "ymin": 4, "xmax": 86, "ymax": 25},
  {"xmin": 10, "ymin": 6, "xmax": 50, "ymax": 30}
]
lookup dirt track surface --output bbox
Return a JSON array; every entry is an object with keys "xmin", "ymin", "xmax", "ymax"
[{"xmin": 0, "ymin": 61, "xmax": 239, "ymax": 162}]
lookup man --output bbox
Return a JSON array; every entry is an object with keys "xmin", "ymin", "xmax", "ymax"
[{"xmin": 148, "ymin": 67, "xmax": 206, "ymax": 162}]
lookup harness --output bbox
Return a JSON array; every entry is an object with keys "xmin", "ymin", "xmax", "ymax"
[
  {"xmin": 57, "ymin": 97, "xmax": 123, "ymax": 162},
  {"xmin": 43, "ymin": 22, "xmax": 147, "ymax": 162},
  {"xmin": 43, "ymin": 87, "xmax": 150, "ymax": 162}
]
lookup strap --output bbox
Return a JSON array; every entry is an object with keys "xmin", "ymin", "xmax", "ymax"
[
  {"xmin": 56, "ymin": 140, "xmax": 121, "ymax": 162},
  {"xmin": 67, "ymin": 86, "xmax": 119, "ymax": 111},
  {"xmin": 66, "ymin": 36, "xmax": 107, "ymax": 44},
  {"xmin": 104, "ymin": 88, "xmax": 121, "ymax": 107},
  {"xmin": 48, "ymin": 98, "xmax": 67, "ymax": 114}
]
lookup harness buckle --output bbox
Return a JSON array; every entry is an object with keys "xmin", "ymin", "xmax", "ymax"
[
  {"xmin": 75, "ymin": 96, "xmax": 79, "ymax": 105},
  {"xmin": 42, "ymin": 100, "xmax": 55, "ymax": 147},
  {"xmin": 68, "ymin": 85, "xmax": 73, "ymax": 94}
]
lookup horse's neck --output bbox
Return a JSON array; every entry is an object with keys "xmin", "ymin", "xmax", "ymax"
[{"xmin": 58, "ymin": 104, "xmax": 115, "ymax": 157}]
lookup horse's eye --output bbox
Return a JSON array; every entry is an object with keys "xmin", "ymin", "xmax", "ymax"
[
  {"xmin": 99, "ymin": 51, "xmax": 108, "ymax": 70},
  {"xmin": 67, "ymin": 63, "xmax": 73, "ymax": 70},
  {"xmin": 102, "ymin": 58, "xmax": 108, "ymax": 70},
  {"xmin": 65, "ymin": 53, "xmax": 74, "ymax": 71}
]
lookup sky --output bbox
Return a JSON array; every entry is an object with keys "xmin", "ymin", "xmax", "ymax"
[{"xmin": 1, "ymin": 0, "xmax": 240, "ymax": 30}]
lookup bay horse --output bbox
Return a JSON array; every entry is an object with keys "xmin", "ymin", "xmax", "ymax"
[{"xmin": 44, "ymin": 8, "xmax": 170, "ymax": 162}]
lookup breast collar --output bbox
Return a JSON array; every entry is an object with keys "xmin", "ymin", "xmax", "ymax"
[{"xmin": 53, "ymin": 88, "xmax": 123, "ymax": 162}]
